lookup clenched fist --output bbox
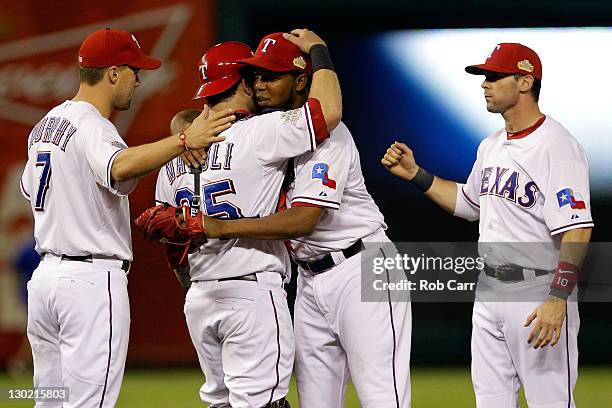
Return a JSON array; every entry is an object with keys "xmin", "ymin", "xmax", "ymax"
[{"xmin": 381, "ymin": 142, "xmax": 420, "ymax": 181}]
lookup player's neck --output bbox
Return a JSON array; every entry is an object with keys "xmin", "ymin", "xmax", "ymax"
[
  {"xmin": 502, "ymin": 102, "xmax": 544, "ymax": 133},
  {"xmin": 72, "ymin": 85, "xmax": 112, "ymax": 119},
  {"xmin": 291, "ymin": 94, "xmax": 307, "ymax": 110},
  {"xmin": 210, "ymin": 99, "xmax": 253, "ymax": 116}
]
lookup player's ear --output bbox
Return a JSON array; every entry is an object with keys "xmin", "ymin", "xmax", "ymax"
[
  {"xmin": 241, "ymin": 77, "xmax": 253, "ymax": 97},
  {"xmin": 518, "ymin": 75, "xmax": 534, "ymax": 94},
  {"xmin": 108, "ymin": 66, "xmax": 120, "ymax": 84},
  {"xmin": 294, "ymin": 73, "xmax": 308, "ymax": 92}
]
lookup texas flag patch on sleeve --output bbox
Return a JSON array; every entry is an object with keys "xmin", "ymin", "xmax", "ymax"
[
  {"xmin": 556, "ymin": 188, "xmax": 586, "ymax": 209},
  {"xmin": 312, "ymin": 163, "xmax": 336, "ymax": 189}
]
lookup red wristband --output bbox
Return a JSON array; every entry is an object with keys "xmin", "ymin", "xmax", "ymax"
[
  {"xmin": 549, "ymin": 261, "xmax": 580, "ymax": 300},
  {"xmin": 179, "ymin": 131, "xmax": 190, "ymax": 151}
]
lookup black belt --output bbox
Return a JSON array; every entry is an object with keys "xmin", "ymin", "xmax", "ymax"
[
  {"xmin": 218, "ymin": 273, "xmax": 258, "ymax": 282},
  {"xmin": 483, "ymin": 264, "xmax": 552, "ymax": 282},
  {"xmin": 58, "ymin": 254, "xmax": 130, "ymax": 272},
  {"xmin": 295, "ymin": 239, "xmax": 364, "ymax": 274}
]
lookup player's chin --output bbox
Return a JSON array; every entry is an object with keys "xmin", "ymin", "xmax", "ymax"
[
  {"xmin": 485, "ymin": 103, "xmax": 502, "ymax": 114},
  {"xmin": 256, "ymin": 99, "xmax": 272, "ymax": 110},
  {"xmin": 115, "ymin": 99, "xmax": 132, "ymax": 111}
]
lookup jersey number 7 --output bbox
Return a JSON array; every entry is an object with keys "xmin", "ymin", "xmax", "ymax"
[{"xmin": 34, "ymin": 152, "xmax": 52, "ymax": 211}]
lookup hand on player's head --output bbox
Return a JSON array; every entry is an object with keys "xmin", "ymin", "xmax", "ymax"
[
  {"xmin": 183, "ymin": 105, "xmax": 235, "ymax": 150},
  {"xmin": 283, "ymin": 29, "xmax": 326, "ymax": 54}
]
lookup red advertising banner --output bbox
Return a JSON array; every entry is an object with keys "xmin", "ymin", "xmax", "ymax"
[{"xmin": 0, "ymin": 0, "xmax": 216, "ymax": 366}]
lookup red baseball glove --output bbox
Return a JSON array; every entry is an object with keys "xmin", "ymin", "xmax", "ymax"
[{"xmin": 134, "ymin": 204, "xmax": 206, "ymax": 264}]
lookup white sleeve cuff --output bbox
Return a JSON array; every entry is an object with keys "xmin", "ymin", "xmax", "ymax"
[
  {"xmin": 453, "ymin": 184, "xmax": 480, "ymax": 221},
  {"xmin": 550, "ymin": 221, "xmax": 594, "ymax": 236},
  {"xmin": 106, "ymin": 149, "xmax": 137, "ymax": 196},
  {"xmin": 291, "ymin": 196, "xmax": 340, "ymax": 210}
]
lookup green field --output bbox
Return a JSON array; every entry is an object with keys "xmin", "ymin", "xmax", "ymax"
[{"xmin": 2, "ymin": 367, "xmax": 611, "ymax": 407}]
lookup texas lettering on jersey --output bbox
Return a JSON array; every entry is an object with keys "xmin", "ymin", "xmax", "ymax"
[
  {"xmin": 455, "ymin": 116, "xmax": 594, "ymax": 252},
  {"xmin": 479, "ymin": 166, "xmax": 539, "ymax": 209}
]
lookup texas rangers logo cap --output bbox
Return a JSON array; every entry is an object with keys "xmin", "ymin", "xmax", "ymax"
[
  {"xmin": 78, "ymin": 28, "xmax": 161, "ymax": 70},
  {"xmin": 465, "ymin": 43, "xmax": 542, "ymax": 80},
  {"xmin": 238, "ymin": 32, "xmax": 312, "ymax": 74}
]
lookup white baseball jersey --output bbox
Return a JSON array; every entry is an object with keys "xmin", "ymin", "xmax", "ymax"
[
  {"xmin": 453, "ymin": 115, "xmax": 589, "ymax": 408},
  {"xmin": 286, "ymin": 121, "xmax": 387, "ymax": 260},
  {"xmin": 285, "ymin": 122, "xmax": 411, "ymax": 407},
  {"xmin": 20, "ymin": 100, "xmax": 137, "ymax": 261},
  {"xmin": 454, "ymin": 116, "xmax": 593, "ymax": 268},
  {"xmin": 156, "ymin": 100, "xmax": 328, "ymax": 281}
]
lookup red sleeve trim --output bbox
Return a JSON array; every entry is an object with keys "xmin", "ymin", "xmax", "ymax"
[
  {"xmin": 292, "ymin": 202, "xmax": 325, "ymax": 208},
  {"xmin": 292, "ymin": 195, "xmax": 339, "ymax": 210},
  {"xmin": 305, "ymin": 98, "xmax": 329, "ymax": 147}
]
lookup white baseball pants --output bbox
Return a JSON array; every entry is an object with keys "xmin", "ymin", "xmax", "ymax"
[
  {"xmin": 294, "ymin": 231, "xmax": 412, "ymax": 408},
  {"xmin": 183, "ymin": 272, "xmax": 294, "ymax": 408},
  {"xmin": 27, "ymin": 254, "xmax": 130, "ymax": 408},
  {"xmin": 472, "ymin": 274, "xmax": 579, "ymax": 408}
]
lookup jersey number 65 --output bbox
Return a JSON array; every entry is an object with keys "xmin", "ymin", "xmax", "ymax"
[{"xmin": 175, "ymin": 179, "xmax": 243, "ymax": 219}]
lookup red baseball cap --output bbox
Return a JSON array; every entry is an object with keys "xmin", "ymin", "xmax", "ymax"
[
  {"xmin": 239, "ymin": 32, "xmax": 311, "ymax": 74},
  {"xmin": 78, "ymin": 28, "xmax": 161, "ymax": 70},
  {"xmin": 465, "ymin": 43, "xmax": 542, "ymax": 80},
  {"xmin": 194, "ymin": 41, "xmax": 254, "ymax": 99}
]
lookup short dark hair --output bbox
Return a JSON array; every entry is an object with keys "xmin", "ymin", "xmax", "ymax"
[
  {"xmin": 514, "ymin": 74, "xmax": 541, "ymax": 102},
  {"xmin": 531, "ymin": 78, "xmax": 541, "ymax": 102},
  {"xmin": 206, "ymin": 80, "xmax": 241, "ymax": 107},
  {"xmin": 79, "ymin": 66, "xmax": 107, "ymax": 85}
]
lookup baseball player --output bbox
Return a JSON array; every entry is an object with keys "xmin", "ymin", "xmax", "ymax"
[
  {"xmin": 382, "ymin": 43, "xmax": 593, "ymax": 407},
  {"xmin": 153, "ymin": 30, "xmax": 342, "ymax": 408},
  {"xmin": 201, "ymin": 32, "xmax": 412, "ymax": 408},
  {"xmin": 20, "ymin": 28, "xmax": 233, "ymax": 407}
]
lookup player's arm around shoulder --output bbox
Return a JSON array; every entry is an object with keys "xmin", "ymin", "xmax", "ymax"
[
  {"xmin": 110, "ymin": 106, "xmax": 234, "ymax": 183},
  {"xmin": 284, "ymin": 29, "xmax": 342, "ymax": 131},
  {"xmin": 250, "ymin": 105, "xmax": 325, "ymax": 167},
  {"xmin": 205, "ymin": 205, "xmax": 323, "ymax": 240}
]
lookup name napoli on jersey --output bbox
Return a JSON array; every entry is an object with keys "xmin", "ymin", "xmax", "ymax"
[
  {"xmin": 479, "ymin": 166, "xmax": 539, "ymax": 208},
  {"xmin": 28, "ymin": 116, "xmax": 77, "ymax": 151},
  {"xmin": 165, "ymin": 142, "xmax": 235, "ymax": 185}
]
